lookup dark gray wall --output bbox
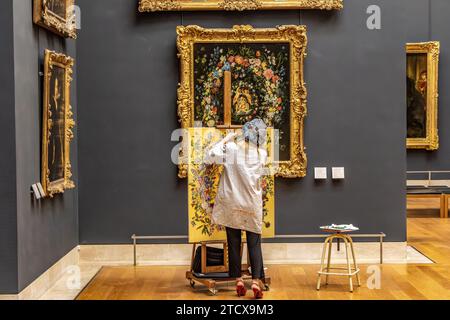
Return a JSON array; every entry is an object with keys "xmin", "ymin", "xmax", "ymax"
[
  {"xmin": 12, "ymin": 0, "xmax": 79, "ymax": 292},
  {"xmin": 0, "ymin": 0, "xmax": 19, "ymax": 294},
  {"xmin": 407, "ymin": 0, "xmax": 450, "ymax": 171},
  {"xmin": 77, "ymin": 0, "xmax": 422, "ymax": 244}
]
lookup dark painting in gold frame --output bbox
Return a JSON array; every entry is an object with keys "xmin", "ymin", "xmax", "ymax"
[
  {"xmin": 33, "ymin": 0, "xmax": 77, "ymax": 39},
  {"xmin": 42, "ymin": 50, "xmax": 75, "ymax": 197},
  {"xmin": 406, "ymin": 42, "xmax": 440, "ymax": 150},
  {"xmin": 139, "ymin": 0, "xmax": 343, "ymax": 12}
]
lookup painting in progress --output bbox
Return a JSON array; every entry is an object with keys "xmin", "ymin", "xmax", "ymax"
[
  {"xmin": 41, "ymin": 50, "xmax": 76, "ymax": 197},
  {"xmin": 406, "ymin": 42, "xmax": 440, "ymax": 150},
  {"xmin": 187, "ymin": 128, "xmax": 275, "ymax": 243},
  {"xmin": 139, "ymin": 0, "xmax": 344, "ymax": 12},
  {"xmin": 177, "ymin": 25, "xmax": 308, "ymax": 179}
]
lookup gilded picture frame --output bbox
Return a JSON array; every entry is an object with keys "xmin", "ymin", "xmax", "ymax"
[
  {"xmin": 176, "ymin": 25, "xmax": 308, "ymax": 178},
  {"xmin": 139, "ymin": 0, "xmax": 343, "ymax": 12},
  {"xmin": 33, "ymin": 0, "xmax": 77, "ymax": 39},
  {"xmin": 41, "ymin": 50, "xmax": 76, "ymax": 197},
  {"xmin": 406, "ymin": 42, "xmax": 440, "ymax": 150}
]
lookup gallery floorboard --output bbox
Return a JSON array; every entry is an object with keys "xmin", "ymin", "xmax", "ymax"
[{"xmin": 77, "ymin": 217, "xmax": 450, "ymax": 300}]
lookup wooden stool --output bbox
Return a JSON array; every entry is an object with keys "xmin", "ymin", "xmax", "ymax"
[{"xmin": 316, "ymin": 231, "xmax": 361, "ymax": 292}]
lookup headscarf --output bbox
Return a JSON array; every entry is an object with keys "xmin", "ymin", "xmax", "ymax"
[{"xmin": 242, "ymin": 118, "xmax": 267, "ymax": 147}]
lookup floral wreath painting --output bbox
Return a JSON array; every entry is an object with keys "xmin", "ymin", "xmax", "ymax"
[
  {"xmin": 177, "ymin": 25, "xmax": 307, "ymax": 179},
  {"xmin": 187, "ymin": 128, "xmax": 275, "ymax": 243},
  {"xmin": 194, "ymin": 43, "xmax": 291, "ymax": 161}
]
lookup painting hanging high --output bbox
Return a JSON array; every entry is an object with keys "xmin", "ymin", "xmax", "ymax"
[
  {"xmin": 177, "ymin": 25, "xmax": 308, "ymax": 179},
  {"xmin": 193, "ymin": 43, "xmax": 291, "ymax": 161},
  {"xmin": 406, "ymin": 42, "xmax": 440, "ymax": 150}
]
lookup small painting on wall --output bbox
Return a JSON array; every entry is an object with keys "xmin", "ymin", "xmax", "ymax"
[
  {"xmin": 41, "ymin": 50, "xmax": 76, "ymax": 197},
  {"xmin": 33, "ymin": 0, "xmax": 77, "ymax": 38},
  {"xmin": 406, "ymin": 42, "xmax": 440, "ymax": 150}
]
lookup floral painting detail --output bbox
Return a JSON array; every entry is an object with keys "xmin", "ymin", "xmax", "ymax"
[
  {"xmin": 194, "ymin": 43, "xmax": 291, "ymax": 160},
  {"xmin": 188, "ymin": 128, "xmax": 275, "ymax": 243}
]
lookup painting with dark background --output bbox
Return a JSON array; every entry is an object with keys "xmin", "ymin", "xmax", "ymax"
[
  {"xmin": 194, "ymin": 43, "xmax": 291, "ymax": 160},
  {"xmin": 407, "ymin": 53, "xmax": 428, "ymax": 139}
]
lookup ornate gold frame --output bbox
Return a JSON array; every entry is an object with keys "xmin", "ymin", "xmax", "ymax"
[
  {"xmin": 33, "ymin": 0, "xmax": 77, "ymax": 39},
  {"xmin": 139, "ymin": 0, "xmax": 343, "ymax": 11},
  {"xmin": 176, "ymin": 25, "xmax": 308, "ymax": 178},
  {"xmin": 406, "ymin": 41, "xmax": 440, "ymax": 150},
  {"xmin": 41, "ymin": 50, "xmax": 76, "ymax": 197}
]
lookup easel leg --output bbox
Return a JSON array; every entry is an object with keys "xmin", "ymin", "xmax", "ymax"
[{"xmin": 317, "ymin": 237, "xmax": 331, "ymax": 290}]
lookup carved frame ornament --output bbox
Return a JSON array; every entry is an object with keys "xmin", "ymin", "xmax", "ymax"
[
  {"xmin": 139, "ymin": 0, "xmax": 343, "ymax": 12},
  {"xmin": 42, "ymin": 50, "xmax": 76, "ymax": 197},
  {"xmin": 406, "ymin": 41, "xmax": 440, "ymax": 150},
  {"xmin": 33, "ymin": 0, "xmax": 77, "ymax": 39},
  {"xmin": 176, "ymin": 25, "xmax": 308, "ymax": 178}
]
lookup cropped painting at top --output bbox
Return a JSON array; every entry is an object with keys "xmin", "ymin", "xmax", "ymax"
[
  {"xmin": 406, "ymin": 42, "xmax": 440, "ymax": 150},
  {"xmin": 194, "ymin": 43, "xmax": 291, "ymax": 161}
]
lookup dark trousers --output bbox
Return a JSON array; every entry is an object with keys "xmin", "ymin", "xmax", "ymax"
[{"xmin": 226, "ymin": 227, "xmax": 265, "ymax": 280}]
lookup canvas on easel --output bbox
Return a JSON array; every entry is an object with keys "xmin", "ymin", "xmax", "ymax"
[{"xmin": 187, "ymin": 128, "xmax": 275, "ymax": 243}]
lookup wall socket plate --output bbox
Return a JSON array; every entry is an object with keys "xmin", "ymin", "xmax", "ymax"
[
  {"xmin": 314, "ymin": 167, "xmax": 327, "ymax": 180},
  {"xmin": 332, "ymin": 167, "xmax": 345, "ymax": 179}
]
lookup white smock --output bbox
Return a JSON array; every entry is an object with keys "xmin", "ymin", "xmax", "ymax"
[{"xmin": 205, "ymin": 138, "xmax": 267, "ymax": 234}]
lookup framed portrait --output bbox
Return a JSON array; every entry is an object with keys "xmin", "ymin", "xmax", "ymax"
[
  {"xmin": 33, "ymin": 0, "xmax": 77, "ymax": 39},
  {"xmin": 41, "ymin": 50, "xmax": 76, "ymax": 197},
  {"xmin": 406, "ymin": 42, "xmax": 440, "ymax": 150},
  {"xmin": 139, "ymin": 0, "xmax": 343, "ymax": 12},
  {"xmin": 176, "ymin": 25, "xmax": 308, "ymax": 178}
]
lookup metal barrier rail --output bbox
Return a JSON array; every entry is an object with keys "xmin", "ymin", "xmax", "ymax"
[{"xmin": 131, "ymin": 233, "xmax": 386, "ymax": 266}]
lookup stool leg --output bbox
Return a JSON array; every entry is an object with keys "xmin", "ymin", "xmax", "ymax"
[
  {"xmin": 325, "ymin": 239, "xmax": 333, "ymax": 285},
  {"xmin": 317, "ymin": 237, "xmax": 330, "ymax": 291},
  {"xmin": 347, "ymin": 236, "xmax": 361, "ymax": 287},
  {"xmin": 344, "ymin": 238, "xmax": 353, "ymax": 292}
]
